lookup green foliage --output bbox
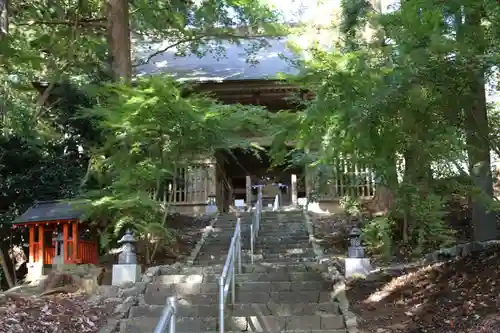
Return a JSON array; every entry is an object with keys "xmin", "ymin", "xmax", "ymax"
[
  {"xmin": 82, "ymin": 76, "xmax": 270, "ymax": 261},
  {"xmin": 280, "ymin": 0, "xmax": 500, "ymax": 254},
  {"xmin": 361, "ymin": 216, "xmax": 394, "ymax": 260},
  {"xmin": 0, "ymin": 0, "xmax": 285, "ymax": 266},
  {"xmin": 396, "ymin": 186, "xmax": 455, "ymax": 254},
  {"xmin": 339, "ymin": 195, "xmax": 361, "ymax": 217}
]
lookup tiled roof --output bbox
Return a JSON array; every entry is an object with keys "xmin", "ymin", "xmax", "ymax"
[
  {"xmin": 135, "ymin": 38, "xmax": 300, "ymax": 81},
  {"xmin": 12, "ymin": 199, "xmax": 90, "ymax": 224}
]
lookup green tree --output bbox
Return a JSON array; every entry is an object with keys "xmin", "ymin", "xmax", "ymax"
[{"xmin": 284, "ymin": 0, "xmax": 500, "ymax": 256}]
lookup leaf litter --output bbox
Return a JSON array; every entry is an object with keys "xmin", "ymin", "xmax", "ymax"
[
  {"xmin": 347, "ymin": 243, "xmax": 500, "ymax": 333},
  {"xmin": 0, "ymin": 292, "xmax": 117, "ymax": 333}
]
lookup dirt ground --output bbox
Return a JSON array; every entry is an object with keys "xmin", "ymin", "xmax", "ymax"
[
  {"xmin": 310, "ymin": 212, "xmax": 360, "ymax": 255},
  {"xmin": 98, "ymin": 213, "xmax": 213, "ymax": 284},
  {"xmin": 145, "ymin": 213, "xmax": 213, "ymax": 265},
  {"xmin": 0, "ymin": 292, "xmax": 117, "ymax": 333},
  {"xmin": 347, "ymin": 244, "xmax": 500, "ymax": 333},
  {"xmin": 0, "ymin": 213, "xmax": 213, "ymax": 332}
]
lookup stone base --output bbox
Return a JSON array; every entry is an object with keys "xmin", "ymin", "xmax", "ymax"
[
  {"xmin": 52, "ymin": 255, "xmax": 64, "ymax": 266},
  {"xmin": 26, "ymin": 262, "xmax": 44, "ymax": 282},
  {"xmin": 205, "ymin": 204, "xmax": 217, "ymax": 214},
  {"xmin": 112, "ymin": 264, "xmax": 141, "ymax": 286},
  {"xmin": 345, "ymin": 257, "xmax": 372, "ymax": 278}
]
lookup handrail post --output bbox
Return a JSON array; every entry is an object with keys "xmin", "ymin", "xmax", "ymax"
[
  {"xmin": 231, "ymin": 261, "xmax": 236, "ymax": 305},
  {"xmin": 250, "ymin": 223, "xmax": 254, "ymax": 264},
  {"xmin": 237, "ymin": 222, "xmax": 242, "ymax": 274},
  {"xmin": 154, "ymin": 296, "xmax": 176, "ymax": 333},
  {"xmin": 219, "ymin": 276, "xmax": 225, "ymax": 333},
  {"xmin": 168, "ymin": 296, "xmax": 176, "ymax": 333}
]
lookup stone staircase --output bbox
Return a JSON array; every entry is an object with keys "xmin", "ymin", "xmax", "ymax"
[
  {"xmin": 249, "ymin": 210, "xmax": 316, "ymax": 263},
  {"xmin": 120, "ymin": 210, "xmax": 347, "ymax": 333},
  {"xmin": 194, "ymin": 212, "xmax": 249, "ymax": 265}
]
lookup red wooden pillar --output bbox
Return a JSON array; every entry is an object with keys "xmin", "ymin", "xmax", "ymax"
[
  {"xmin": 63, "ymin": 223, "xmax": 69, "ymax": 264},
  {"xmin": 93, "ymin": 228, "xmax": 99, "ymax": 264},
  {"xmin": 28, "ymin": 225, "xmax": 35, "ymax": 263},
  {"xmin": 72, "ymin": 222, "xmax": 78, "ymax": 263},
  {"xmin": 38, "ymin": 224, "xmax": 45, "ymax": 265}
]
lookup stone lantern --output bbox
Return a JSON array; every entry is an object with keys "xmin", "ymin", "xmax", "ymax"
[
  {"xmin": 118, "ymin": 229, "xmax": 137, "ymax": 264},
  {"xmin": 345, "ymin": 227, "xmax": 372, "ymax": 278},
  {"xmin": 112, "ymin": 229, "xmax": 141, "ymax": 285},
  {"xmin": 347, "ymin": 227, "xmax": 365, "ymax": 258}
]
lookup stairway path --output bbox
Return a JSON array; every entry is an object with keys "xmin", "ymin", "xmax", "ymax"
[{"xmin": 120, "ymin": 210, "xmax": 348, "ymax": 333}]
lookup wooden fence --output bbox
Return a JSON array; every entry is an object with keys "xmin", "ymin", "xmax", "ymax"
[{"xmin": 308, "ymin": 159, "xmax": 376, "ymax": 200}]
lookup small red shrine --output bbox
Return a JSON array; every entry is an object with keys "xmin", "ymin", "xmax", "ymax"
[{"xmin": 12, "ymin": 200, "xmax": 99, "ymax": 280}]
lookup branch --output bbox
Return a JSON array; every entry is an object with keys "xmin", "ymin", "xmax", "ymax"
[
  {"xmin": 133, "ymin": 31, "xmax": 283, "ymax": 67},
  {"xmin": 133, "ymin": 36, "xmax": 205, "ymax": 68},
  {"xmin": 15, "ymin": 17, "xmax": 106, "ymax": 28}
]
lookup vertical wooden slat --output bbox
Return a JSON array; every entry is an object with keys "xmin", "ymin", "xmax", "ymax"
[
  {"xmin": 63, "ymin": 223, "xmax": 69, "ymax": 264},
  {"xmin": 205, "ymin": 166, "xmax": 209, "ymax": 202},
  {"xmin": 291, "ymin": 174, "xmax": 298, "ymax": 205},
  {"xmin": 184, "ymin": 167, "xmax": 188, "ymax": 203},
  {"xmin": 38, "ymin": 224, "xmax": 44, "ymax": 265},
  {"xmin": 364, "ymin": 167, "xmax": 368, "ymax": 197},
  {"xmin": 72, "ymin": 222, "xmax": 78, "ymax": 263},
  {"xmin": 173, "ymin": 168, "xmax": 178, "ymax": 203},
  {"xmin": 341, "ymin": 159, "xmax": 345, "ymax": 197},
  {"xmin": 29, "ymin": 225, "xmax": 35, "ymax": 263},
  {"xmin": 354, "ymin": 161, "xmax": 359, "ymax": 197}
]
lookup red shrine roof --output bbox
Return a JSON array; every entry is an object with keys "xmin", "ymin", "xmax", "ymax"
[{"xmin": 12, "ymin": 199, "xmax": 90, "ymax": 224}]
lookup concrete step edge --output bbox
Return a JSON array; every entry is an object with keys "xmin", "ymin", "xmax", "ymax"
[{"xmin": 121, "ymin": 315, "xmax": 345, "ymax": 331}]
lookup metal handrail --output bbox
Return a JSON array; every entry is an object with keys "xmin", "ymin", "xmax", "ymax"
[
  {"xmin": 250, "ymin": 185, "xmax": 263, "ymax": 264},
  {"xmin": 154, "ymin": 296, "xmax": 177, "ymax": 333},
  {"xmin": 219, "ymin": 217, "xmax": 242, "ymax": 333}
]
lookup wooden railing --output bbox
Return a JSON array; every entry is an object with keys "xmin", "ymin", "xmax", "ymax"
[
  {"xmin": 169, "ymin": 165, "xmax": 212, "ymax": 204},
  {"xmin": 309, "ymin": 160, "xmax": 376, "ymax": 200},
  {"xmin": 32, "ymin": 240, "xmax": 98, "ymax": 265},
  {"xmin": 75, "ymin": 240, "xmax": 98, "ymax": 264}
]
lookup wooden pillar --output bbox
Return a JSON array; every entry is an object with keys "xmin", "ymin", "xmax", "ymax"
[
  {"xmin": 246, "ymin": 175, "xmax": 252, "ymax": 206},
  {"xmin": 28, "ymin": 225, "xmax": 35, "ymax": 263},
  {"xmin": 63, "ymin": 223, "xmax": 69, "ymax": 264},
  {"xmin": 291, "ymin": 174, "xmax": 298, "ymax": 205},
  {"xmin": 72, "ymin": 222, "xmax": 78, "ymax": 263},
  {"xmin": 38, "ymin": 224, "xmax": 44, "ymax": 265}
]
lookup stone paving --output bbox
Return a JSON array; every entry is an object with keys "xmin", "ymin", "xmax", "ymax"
[{"xmin": 115, "ymin": 210, "xmax": 348, "ymax": 333}]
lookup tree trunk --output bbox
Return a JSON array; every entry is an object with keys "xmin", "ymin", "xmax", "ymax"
[
  {"xmin": 0, "ymin": 0, "xmax": 7, "ymax": 39},
  {"xmin": 105, "ymin": 0, "xmax": 132, "ymax": 81},
  {"xmin": 0, "ymin": 248, "xmax": 14, "ymax": 289},
  {"xmin": 461, "ymin": 6, "xmax": 496, "ymax": 242}
]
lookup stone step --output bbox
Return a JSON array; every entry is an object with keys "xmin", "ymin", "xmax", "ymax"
[
  {"xmin": 253, "ymin": 239, "xmax": 312, "ymax": 246},
  {"xmin": 153, "ymin": 271, "xmax": 325, "ymax": 283},
  {"xmin": 120, "ymin": 315, "xmax": 345, "ymax": 332},
  {"xmin": 209, "ymin": 228, "xmax": 308, "ymax": 236},
  {"xmin": 144, "ymin": 289, "xmax": 332, "ymax": 306},
  {"xmin": 218, "ymin": 221, "xmax": 305, "ymax": 227},
  {"xmin": 250, "ymin": 252, "xmax": 315, "ymax": 260},
  {"xmin": 144, "ymin": 290, "xmax": 333, "ymax": 306},
  {"xmin": 206, "ymin": 232, "xmax": 310, "ymax": 241},
  {"xmin": 251, "ymin": 257, "xmax": 317, "ymax": 264},
  {"xmin": 251, "ymin": 243, "xmax": 313, "ymax": 250},
  {"xmin": 156, "ymin": 262, "xmax": 325, "ymax": 275},
  {"xmin": 131, "ymin": 301, "xmax": 340, "ymax": 318},
  {"xmin": 241, "ymin": 262, "xmax": 325, "ymax": 273},
  {"xmin": 195, "ymin": 250, "xmax": 315, "ymax": 264},
  {"xmin": 142, "ymin": 280, "xmax": 329, "ymax": 295},
  {"xmin": 200, "ymin": 241, "xmax": 311, "ymax": 251},
  {"xmin": 193, "ymin": 257, "xmax": 226, "ymax": 265},
  {"xmin": 205, "ymin": 233, "xmax": 310, "ymax": 242}
]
